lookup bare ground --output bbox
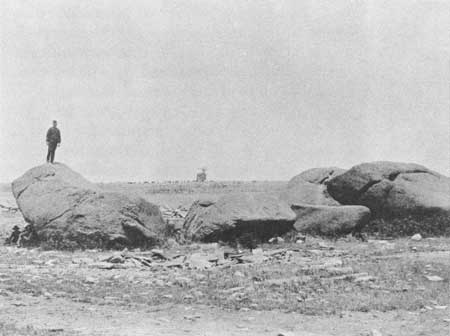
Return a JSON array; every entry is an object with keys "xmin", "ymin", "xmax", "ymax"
[{"xmin": 2, "ymin": 293, "xmax": 449, "ymax": 336}]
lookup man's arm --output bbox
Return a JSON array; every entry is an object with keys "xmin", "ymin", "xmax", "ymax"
[
  {"xmin": 57, "ymin": 129, "xmax": 61, "ymax": 144},
  {"xmin": 46, "ymin": 129, "xmax": 51, "ymax": 143}
]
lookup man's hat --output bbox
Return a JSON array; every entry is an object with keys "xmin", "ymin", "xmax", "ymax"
[{"xmin": 12, "ymin": 225, "xmax": 20, "ymax": 230}]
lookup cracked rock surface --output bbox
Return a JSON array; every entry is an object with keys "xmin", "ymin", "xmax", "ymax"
[
  {"xmin": 11, "ymin": 163, "xmax": 166, "ymax": 248},
  {"xmin": 327, "ymin": 161, "xmax": 450, "ymax": 218}
]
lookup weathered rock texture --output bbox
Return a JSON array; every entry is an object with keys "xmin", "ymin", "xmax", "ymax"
[
  {"xmin": 12, "ymin": 163, "xmax": 166, "ymax": 248},
  {"xmin": 281, "ymin": 167, "xmax": 345, "ymax": 206},
  {"xmin": 327, "ymin": 161, "xmax": 450, "ymax": 218},
  {"xmin": 292, "ymin": 204, "xmax": 371, "ymax": 236},
  {"xmin": 183, "ymin": 193, "xmax": 296, "ymax": 242}
]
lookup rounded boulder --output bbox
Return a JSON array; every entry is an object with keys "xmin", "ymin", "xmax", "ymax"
[{"xmin": 12, "ymin": 163, "xmax": 166, "ymax": 248}]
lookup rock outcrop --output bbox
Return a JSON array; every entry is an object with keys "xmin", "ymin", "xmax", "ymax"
[
  {"xmin": 327, "ymin": 161, "xmax": 450, "ymax": 218},
  {"xmin": 183, "ymin": 193, "xmax": 296, "ymax": 242},
  {"xmin": 281, "ymin": 167, "xmax": 345, "ymax": 206},
  {"xmin": 292, "ymin": 204, "xmax": 371, "ymax": 236},
  {"xmin": 12, "ymin": 163, "xmax": 166, "ymax": 248}
]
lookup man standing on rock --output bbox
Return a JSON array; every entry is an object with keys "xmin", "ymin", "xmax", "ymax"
[{"xmin": 46, "ymin": 120, "xmax": 61, "ymax": 164}]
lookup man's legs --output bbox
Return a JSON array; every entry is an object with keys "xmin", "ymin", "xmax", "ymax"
[
  {"xmin": 50, "ymin": 145, "xmax": 56, "ymax": 163},
  {"xmin": 47, "ymin": 143, "xmax": 57, "ymax": 163},
  {"xmin": 46, "ymin": 145, "xmax": 52, "ymax": 163}
]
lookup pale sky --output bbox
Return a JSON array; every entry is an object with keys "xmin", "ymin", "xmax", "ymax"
[{"xmin": 1, "ymin": 0, "xmax": 449, "ymax": 182}]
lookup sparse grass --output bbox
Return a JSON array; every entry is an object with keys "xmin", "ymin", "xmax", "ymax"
[
  {"xmin": 1, "ymin": 238, "xmax": 449, "ymax": 317},
  {"xmin": 0, "ymin": 322, "xmax": 79, "ymax": 336},
  {"xmin": 98, "ymin": 181, "xmax": 286, "ymax": 208},
  {"xmin": 364, "ymin": 214, "xmax": 450, "ymax": 238}
]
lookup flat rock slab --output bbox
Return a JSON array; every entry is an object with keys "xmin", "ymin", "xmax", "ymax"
[
  {"xmin": 183, "ymin": 193, "xmax": 296, "ymax": 242},
  {"xmin": 292, "ymin": 204, "xmax": 371, "ymax": 236}
]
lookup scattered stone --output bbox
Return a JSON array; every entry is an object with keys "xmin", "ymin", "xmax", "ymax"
[
  {"xmin": 174, "ymin": 277, "xmax": 192, "ymax": 286},
  {"xmin": 268, "ymin": 237, "xmax": 276, "ymax": 243},
  {"xmin": 264, "ymin": 276, "xmax": 311, "ymax": 287},
  {"xmin": 221, "ymin": 286, "xmax": 246, "ymax": 294},
  {"xmin": 108, "ymin": 254, "xmax": 125, "ymax": 264},
  {"xmin": 434, "ymin": 305, "xmax": 448, "ymax": 310},
  {"xmin": 166, "ymin": 238, "xmax": 179, "ymax": 248},
  {"xmin": 324, "ymin": 266, "xmax": 354, "ymax": 276},
  {"xmin": 411, "ymin": 234, "xmax": 422, "ymax": 241},
  {"xmin": 370, "ymin": 330, "xmax": 383, "ymax": 336},
  {"xmin": 183, "ymin": 315, "xmax": 201, "ymax": 321},
  {"xmin": 90, "ymin": 262, "xmax": 117, "ymax": 270},
  {"xmin": 234, "ymin": 271, "xmax": 245, "ymax": 277},
  {"xmin": 72, "ymin": 257, "xmax": 95, "ymax": 264},
  {"xmin": 11, "ymin": 301, "xmax": 26, "ymax": 307},
  {"xmin": 153, "ymin": 279, "xmax": 165, "ymax": 287},
  {"xmin": 317, "ymin": 242, "xmax": 334, "ymax": 250},
  {"xmin": 84, "ymin": 276, "xmax": 99, "ymax": 284},
  {"xmin": 425, "ymin": 275, "xmax": 444, "ymax": 282},
  {"xmin": 187, "ymin": 253, "xmax": 213, "ymax": 269},
  {"xmin": 322, "ymin": 258, "xmax": 343, "ymax": 267},
  {"xmin": 252, "ymin": 248, "xmax": 264, "ymax": 255},
  {"xmin": 163, "ymin": 256, "xmax": 186, "ymax": 268},
  {"xmin": 229, "ymin": 291, "xmax": 247, "ymax": 301},
  {"xmin": 353, "ymin": 275, "xmax": 376, "ymax": 283},
  {"xmin": 44, "ymin": 259, "xmax": 57, "ymax": 266},
  {"xmin": 151, "ymin": 249, "xmax": 168, "ymax": 260},
  {"xmin": 239, "ymin": 254, "xmax": 265, "ymax": 264},
  {"xmin": 296, "ymin": 234, "xmax": 307, "ymax": 242},
  {"xmin": 277, "ymin": 331, "xmax": 298, "ymax": 336},
  {"xmin": 264, "ymin": 248, "xmax": 288, "ymax": 257}
]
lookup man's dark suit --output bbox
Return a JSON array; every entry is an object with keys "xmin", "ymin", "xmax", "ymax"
[{"xmin": 46, "ymin": 127, "xmax": 61, "ymax": 163}]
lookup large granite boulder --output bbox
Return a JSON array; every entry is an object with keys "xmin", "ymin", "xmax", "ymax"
[
  {"xmin": 292, "ymin": 204, "xmax": 371, "ymax": 236},
  {"xmin": 327, "ymin": 161, "xmax": 450, "ymax": 218},
  {"xmin": 281, "ymin": 167, "xmax": 345, "ymax": 206},
  {"xmin": 183, "ymin": 193, "xmax": 296, "ymax": 242},
  {"xmin": 12, "ymin": 163, "xmax": 166, "ymax": 248}
]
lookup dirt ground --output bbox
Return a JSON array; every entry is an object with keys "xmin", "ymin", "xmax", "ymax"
[
  {"xmin": 2, "ymin": 292, "xmax": 449, "ymax": 336},
  {"xmin": 0, "ymin": 183, "xmax": 449, "ymax": 336}
]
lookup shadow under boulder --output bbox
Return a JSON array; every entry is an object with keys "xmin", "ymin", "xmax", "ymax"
[
  {"xmin": 12, "ymin": 163, "xmax": 166, "ymax": 249},
  {"xmin": 182, "ymin": 193, "xmax": 296, "ymax": 243}
]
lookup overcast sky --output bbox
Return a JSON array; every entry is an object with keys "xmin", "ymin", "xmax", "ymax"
[{"xmin": 1, "ymin": 0, "xmax": 449, "ymax": 182}]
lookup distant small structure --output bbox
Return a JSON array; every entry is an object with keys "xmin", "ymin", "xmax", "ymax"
[{"xmin": 196, "ymin": 168, "xmax": 207, "ymax": 182}]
